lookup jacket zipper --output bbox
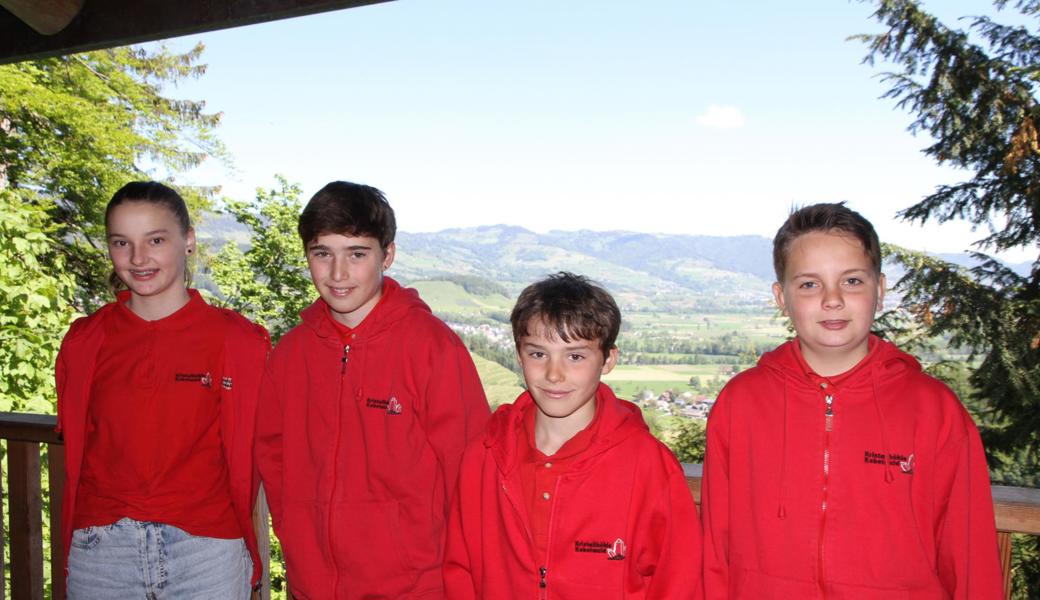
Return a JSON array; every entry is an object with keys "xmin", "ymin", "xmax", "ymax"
[
  {"xmin": 328, "ymin": 342, "xmax": 351, "ymax": 594},
  {"xmin": 539, "ymin": 478, "xmax": 563, "ymax": 600},
  {"xmin": 818, "ymin": 393, "xmax": 834, "ymax": 596}
]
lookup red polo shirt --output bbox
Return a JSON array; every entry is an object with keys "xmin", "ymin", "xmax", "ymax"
[
  {"xmin": 73, "ymin": 292, "xmax": 239, "ymax": 538},
  {"xmin": 518, "ymin": 405, "xmax": 599, "ymax": 563}
]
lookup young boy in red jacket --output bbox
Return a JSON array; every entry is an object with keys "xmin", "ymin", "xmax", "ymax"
[
  {"xmin": 444, "ymin": 272, "xmax": 702, "ymax": 599},
  {"xmin": 700, "ymin": 203, "xmax": 1003, "ymax": 599},
  {"xmin": 255, "ymin": 181, "xmax": 491, "ymax": 600}
]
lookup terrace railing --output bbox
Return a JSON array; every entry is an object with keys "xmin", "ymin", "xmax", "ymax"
[{"xmin": 0, "ymin": 413, "xmax": 1035, "ymax": 599}]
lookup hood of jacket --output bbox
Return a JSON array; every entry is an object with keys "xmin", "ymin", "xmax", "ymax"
[
  {"xmin": 483, "ymin": 383, "xmax": 649, "ymax": 476},
  {"xmin": 297, "ymin": 276, "xmax": 431, "ymax": 343},
  {"xmin": 757, "ymin": 334, "xmax": 921, "ymax": 395}
]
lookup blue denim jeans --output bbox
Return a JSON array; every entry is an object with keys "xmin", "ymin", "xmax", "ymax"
[{"xmin": 67, "ymin": 518, "xmax": 252, "ymax": 599}]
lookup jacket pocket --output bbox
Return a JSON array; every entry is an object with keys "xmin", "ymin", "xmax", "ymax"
[
  {"xmin": 550, "ymin": 578, "xmax": 621, "ymax": 600},
  {"xmin": 330, "ymin": 499, "xmax": 418, "ymax": 596},
  {"xmin": 735, "ymin": 569, "xmax": 925, "ymax": 600},
  {"xmin": 734, "ymin": 568, "xmax": 820, "ymax": 600},
  {"xmin": 827, "ymin": 579, "xmax": 935, "ymax": 600}
]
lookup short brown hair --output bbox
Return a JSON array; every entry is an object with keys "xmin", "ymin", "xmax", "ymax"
[
  {"xmin": 298, "ymin": 181, "xmax": 396, "ymax": 249},
  {"xmin": 510, "ymin": 272, "xmax": 621, "ymax": 357},
  {"xmin": 773, "ymin": 202, "xmax": 881, "ymax": 281}
]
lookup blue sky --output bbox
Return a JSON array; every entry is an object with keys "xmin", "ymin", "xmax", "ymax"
[{"xmin": 162, "ymin": 0, "xmax": 1035, "ymax": 263}]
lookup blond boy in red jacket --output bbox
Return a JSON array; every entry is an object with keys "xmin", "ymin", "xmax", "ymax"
[
  {"xmin": 444, "ymin": 272, "xmax": 702, "ymax": 599},
  {"xmin": 701, "ymin": 203, "xmax": 1003, "ymax": 599},
  {"xmin": 255, "ymin": 181, "xmax": 490, "ymax": 599}
]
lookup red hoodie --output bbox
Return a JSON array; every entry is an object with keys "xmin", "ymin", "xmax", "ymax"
[
  {"xmin": 701, "ymin": 336, "xmax": 1003, "ymax": 599},
  {"xmin": 255, "ymin": 277, "xmax": 490, "ymax": 600},
  {"xmin": 444, "ymin": 384, "xmax": 702, "ymax": 599},
  {"xmin": 55, "ymin": 290, "xmax": 270, "ymax": 586}
]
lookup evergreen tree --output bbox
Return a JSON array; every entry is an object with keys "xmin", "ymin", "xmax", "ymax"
[
  {"xmin": 856, "ymin": 2, "xmax": 1040, "ymax": 595},
  {"xmin": 856, "ymin": 0, "xmax": 1040, "ymax": 478}
]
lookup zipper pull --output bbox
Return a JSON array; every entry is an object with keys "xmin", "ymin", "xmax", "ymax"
[
  {"xmin": 824, "ymin": 394, "xmax": 834, "ymax": 432},
  {"xmin": 539, "ymin": 566, "xmax": 547, "ymax": 588},
  {"xmin": 341, "ymin": 345, "xmax": 351, "ymax": 374}
]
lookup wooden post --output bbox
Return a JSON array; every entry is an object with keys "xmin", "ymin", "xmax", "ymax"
[
  {"xmin": 252, "ymin": 486, "xmax": 271, "ymax": 600},
  {"xmin": 996, "ymin": 532, "xmax": 1013, "ymax": 600},
  {"xmin": 8, "ymin": 441, "xmax": 44, "ymax": 600},
  {"xmin": 0, "ymin": 441, "xmax": 5, "ymax": 600},
  {"xmin": 48, "ymin": 444, "xmax": 66, "ymax": 600}
]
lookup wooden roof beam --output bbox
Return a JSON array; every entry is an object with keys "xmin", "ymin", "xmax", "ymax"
[
  {"xmin": 0, "ymin": 0, "xmax": 393, "ymax": 65},
  {"xmin": 0, "ymin": 0, "xmax": 83, "ymax": 35}
]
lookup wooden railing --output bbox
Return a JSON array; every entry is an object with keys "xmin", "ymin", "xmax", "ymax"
[{"xmin": 0, "ymin": 413, "xmax": 1035, "ymax": 599}]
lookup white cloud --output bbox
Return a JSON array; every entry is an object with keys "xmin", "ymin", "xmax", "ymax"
[{"xmin": 696, "ymin": 104, "xmax": 745, "ymax": 129}]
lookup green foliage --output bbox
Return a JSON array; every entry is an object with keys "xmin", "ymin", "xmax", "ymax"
[
  {"xmin": 668, "ymin": 418, "xmax": 707, "ymax": 463},
  {"xmin": 858, "ymin": 2, "xmax": 1040, "ymax": 595},
  {"xmin": 859, "ymin": 0, "xmax": 1040, "ymax": 475},
  {"xmin": 0, "ymin": 45, "xmax": 225, "ymax": 313},
  {"xmin": 207, "ymin": 177, "xmax": 313, "ymax": 341},
  {"xmin": 0, "ymin": 190, "xmax": 76, "ymax": 413},
  {"xmin": 640, "ymin": 407, "xmax": 665, "ymax": 440}
]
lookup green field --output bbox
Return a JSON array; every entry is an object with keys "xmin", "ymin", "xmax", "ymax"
[
  {"xmin": 624, "ymin": 311, "xmax": 788, "ymax": 346},
  {"xmin": 410, "ymin": 280, "xmax": 513, "ymax": 315},
  {"xmin": 470, "ymin": 353, "xmax": 524, "ymax": 409},
  {"xmin": 603, "ymin": 364, "xmax": 729, "ymax": 400}
]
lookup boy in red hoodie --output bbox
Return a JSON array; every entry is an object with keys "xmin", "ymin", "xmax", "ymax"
[
  {"xmin": 701, "ymin": 203, "xmax": 1003, "ymax": 599},
  {"xmin": 255, "ymin": 181, "xmax": 491, "ymax": 599},
  {"xmin": 444, "ymin": 272, "xmax": 702, "ymax": 599}
]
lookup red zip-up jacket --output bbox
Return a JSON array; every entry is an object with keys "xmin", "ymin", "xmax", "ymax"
[
  {"xmin": 444, "ymin": 384, "xmax": 702, "ymax": 599},
  {"xmin": 55, "ymin": 290, "xmax": 270, "ymax": 586},
  {"xmin": 701, "ymin": 336, "xmax": 1003, "ymax": 599},
  {"xmin": 255, "ymin": 277, "xmax": 490, "ymax": 600}
]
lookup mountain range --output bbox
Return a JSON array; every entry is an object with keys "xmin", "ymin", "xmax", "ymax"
[{"xmin": 198, "ymin": 217, "xmax": 1034, "ymax": 313}]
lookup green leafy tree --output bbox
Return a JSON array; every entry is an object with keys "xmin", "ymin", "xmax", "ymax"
[
  {"xmin": 207, "ymin": 177, "xmax": 313, "ymax": 341},
  {"xmin": 0, "ymin": 44, "xmax": 225, "ymax": 313},
  {"xmin": 856, "ymin": 1, "xmax": 1040, "ymax": 595},
  {"xmin": 669, "ymin": 418, "xmax": 707, "ymax": 463},
  {"xmin": 0, "ymin": 190, "xmax": 76, "ymax": 413}
]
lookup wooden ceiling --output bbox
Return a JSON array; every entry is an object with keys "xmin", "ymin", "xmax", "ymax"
[{"xmin": 0, "ymin": 0, "xmax": 394, "ymax": 65}]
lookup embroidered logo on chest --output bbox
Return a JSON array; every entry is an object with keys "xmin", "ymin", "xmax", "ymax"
[
  {"xmin": 575, "ymin": 538, "xmax": 627, "ymax": 560},
  {"xmin": 863, "ymin": 450, "xmax": 915, "ymax": 475},
  {"xmin": 174, "ymin": 372, "xmax": 212, "ymax": 388},
  {"xmin": 366, "ymin": 396, "xmax": 403, "ymax": 415}
]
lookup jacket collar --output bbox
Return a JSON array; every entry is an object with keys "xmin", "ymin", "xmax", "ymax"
[{"xmin": 485, "ymin": 383, "xmax": 647, "ymax": 475}]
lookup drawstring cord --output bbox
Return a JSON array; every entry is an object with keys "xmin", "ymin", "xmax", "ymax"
[
  {"xmin": 871, "ymin": 367, "xmax": 894, "ymax": 483},
  {"xmin": 777, "ymin": 377, "xmax": 789, "ymax": 519}
]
